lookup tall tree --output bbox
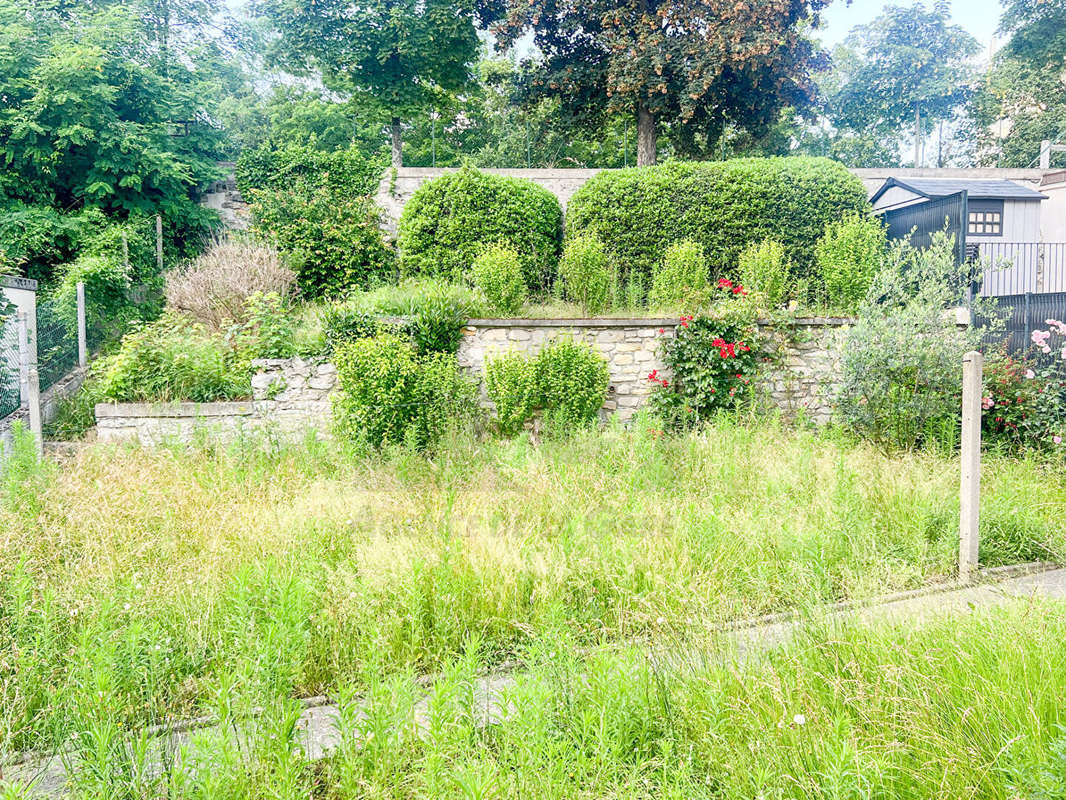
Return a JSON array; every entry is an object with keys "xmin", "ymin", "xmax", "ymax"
[
  {"xmin": 489, "ymin": 0, "xmax": 831, "ymax": 166},
  {"xmin": 971, "ymin": 0, "xmax": 1066, "ymax": 168},
  {"xmin": 254, "ymin": 0, "xmax": 482, "ymax": 167},
  {"xmin": 829, "ymin": 3, "xmax": 979, "ymax": 167}
]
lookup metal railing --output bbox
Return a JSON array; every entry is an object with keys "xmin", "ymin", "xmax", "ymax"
[{"xmin": 973, "ymin": 242, "xmax": 1066, "ymax": 296}]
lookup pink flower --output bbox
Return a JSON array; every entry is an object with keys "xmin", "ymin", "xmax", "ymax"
[
  {"xmin": 1054, "ymin": 436, "xmax": 1063, "ymax": 445},
  {"xmin": 1025, "ymin": 369, "xmax": 1036, "ymax": 379},
  {"xmin": 982, "ymin": 397, "xmax": 995, "ymax": 410}
]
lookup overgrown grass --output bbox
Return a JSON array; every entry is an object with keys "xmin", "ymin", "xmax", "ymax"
[
  {"xmin": 23, "ymin": 601, "xmax": 1066, "ymax": 799},
  {"xmin": 1, "ymin": 418, "xmax": 1064, "ymax": 758}
]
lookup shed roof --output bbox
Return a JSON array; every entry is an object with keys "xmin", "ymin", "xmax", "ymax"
[{"xmin": 870, "ymin": 177, "xmax": 1047, "ymax": 205}]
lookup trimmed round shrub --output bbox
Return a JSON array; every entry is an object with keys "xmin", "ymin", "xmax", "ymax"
[
  {"xmin": 738, "ymin": 239, "xmax": 790, "ymax": 310},
  {"xmin": 472, "ymin": 245, "xmax": 527, "ymax": 315},
  {"xmin": 816, "ymin": 213, "xmax": 887, "ymax": 314},
  {"xmin": 558, "ymin": 234, "xmax": 611, "ymax": 315},
  {"xmin": 566, "ymin": 157, "xmax": 869, "ymax": 286},
  {"xmin": 649, "ymin": 240, "xmax": 710, "ymax": 310},
  {"xmin": 397, "ymin": 166, "xmax": 562, "ymax": 290}
]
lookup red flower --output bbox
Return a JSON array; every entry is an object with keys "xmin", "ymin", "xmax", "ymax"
[
  {"xmin": 661, "ymin": 379, "xmax": 669, "ymax": 388},
  {"xmin": 717, "ymin": 278, "xmax": 733, "ymax": 289},
  {"xmin": 658, "ymin": 327, "xmax": 665, "ymax": 334},
  {"xmin": 732, "ymin": 285, "xmax": 748, "ymax": 296},
  {"xmin": 647, "ymin": 370, "xmax": 659, "ymax": 382},
  {"xmin": 739, "ymin": 343, "xmax": 751, "ymax": 352}
]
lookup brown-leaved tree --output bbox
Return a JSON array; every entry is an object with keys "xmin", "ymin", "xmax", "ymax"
[{"xmin": 491, "ymin": 0, "xmax": 832, "ymax": 165}]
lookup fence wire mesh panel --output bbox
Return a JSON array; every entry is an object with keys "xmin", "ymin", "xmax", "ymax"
[
  {"xmin": 881, "ymin": 191, "xmax": 968, "ymax": 266},
  {"xmin": 974, "ymin": 242, "xmax": 1066, "ymax": 297},
  {"xmin": 0, "ymin": 310, "xmax": 20, "ymax": 419},
  {"xmin": 975, "ymin": 292, "xmax": 1066, "ymax": 354},
  {"xmin": 35, "ymin": 296, "xmax": 79, "ymax": 392}
]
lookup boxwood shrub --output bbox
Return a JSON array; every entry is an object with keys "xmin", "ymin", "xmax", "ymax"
[
  {"xmin": 397, "ymin": 166, "xmax": 562, "ymax": 291},
  {"xmin": 566, "ymin": 157, "xmax": 869, "ymax": 286}
]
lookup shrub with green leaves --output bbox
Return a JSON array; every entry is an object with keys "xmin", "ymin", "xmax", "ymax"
[
  {"xmin": 558, "ymin": 235, "xmax": 611, "ymax": 315},
  {"xmin": 652, "ymin": 312, "xmax": 763, "ymax": 428},
  {"xmin": 250, "ymin": 189, "xmax": 395, "ymax": 299},
  {"xmin": 398, "ymin": 166, "xmax": 562, "ymax": 290},
  {"xmin": 48, "ymin": 254, "xmax": 137, "ymax": 346},
  {"xmin": 737, "ymin": 239, "xmax": 790, "ymax": 310},
  {"xmin": 319, "ymin": 305, "xmax": 380, "ymax": 357},
  {"xmin": 837, "ymin": 233, "xmax": 982, "ymax": 451},
  {"xmin": 536, "ymin": 338, "xmax": 610, "ymax": 428},
  {"xmin": 649, "ymin": 240, "xmax": 710, "ymax": 310},
  {"xmin": 485, "ymin": 351, "xmax": 540, "ymax": 436},
  {"xmin": 816, "ymin": 213, "xmax": 888, "ymax": 313},
  {"xmin": 348, "ymin": 279, "xmax": 487, "ymax": 355},
  {"xmin": 333, "ymin": 334, "xmax": 479, "ymax": 449},
  {"xmin": 486, "ymin": 338, "xmax": 609, "ymax": 434},
  {"xmin": 232, "ymin": 292, "xmax": 297, "ymax": 362},
  {"xmin": 566, "ymin": 157, "xmax": 869, "ymax": 285},
  {"xmin": 471, "ymin": 245, "xmax": 527, "ymax": 315}
]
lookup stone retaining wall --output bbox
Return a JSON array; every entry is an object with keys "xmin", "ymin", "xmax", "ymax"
[
  {"xmin": 93, "ymin": 320, "xmax": 850, "ymax": 445},
  {"xmin": 95, "ymin": 359, "xmax": 337, "ymax": 445},
  {"xmin": 458, "ymin": 318, "xmax": 851, "ymax": 424}
]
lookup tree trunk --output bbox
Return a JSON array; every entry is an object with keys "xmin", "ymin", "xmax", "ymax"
[
  {"xmin": 636, "ymin": 103, "xmax": 656, "ymax": 167},
  {"xmin": 390, "ymin": 117, "xmax": 403, "ymax": 168},
  {"xmin": 914, "ymin": 104, "xmax": 921, "ymax": 168}
]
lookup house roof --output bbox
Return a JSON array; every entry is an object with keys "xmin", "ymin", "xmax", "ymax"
[{"xmin": 870, "ymin": 177, "xmax": 1047, "ymax": 205}]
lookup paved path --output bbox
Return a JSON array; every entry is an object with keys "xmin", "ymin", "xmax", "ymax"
[{"xmin": 7, "ymin": 567, "xmax": 1066, "ymax": 797}]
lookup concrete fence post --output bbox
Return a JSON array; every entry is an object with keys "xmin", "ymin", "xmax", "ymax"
[
  {"xmin": 959, "ymin": 350, "xmax": 983, "ymax": 582},
  {"xmin": 155, "ymin": 215, "xmax": 164, "ymax": 272},
  {"xmin": 76, "ymin": 280, "xmax": 87, "ymax": 368},
  {"xmin": 16, "ymin": 310, "xmax": 42, "ymax": 454}
]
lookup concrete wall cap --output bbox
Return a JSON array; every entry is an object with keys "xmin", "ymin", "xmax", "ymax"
[{"xmin": 95, "ymin": 402, "xmax": 254, "ymax": 419}]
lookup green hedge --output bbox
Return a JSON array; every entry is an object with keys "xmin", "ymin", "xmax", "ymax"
[
  {"xmin": 397, "ymin": 167, "xmax": 563, "ymax": 291},
  {"xmin": 565, "ymin": 157, "xmax": 869, "ymax": 284}
]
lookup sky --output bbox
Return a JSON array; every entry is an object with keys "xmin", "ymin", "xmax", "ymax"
[{"xmin": 815, "ymin": 0, "xmax": 1005, "ymax": 53}]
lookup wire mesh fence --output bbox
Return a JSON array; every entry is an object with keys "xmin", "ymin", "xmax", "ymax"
[
  {"xmin": 0, "ymin": 310, "xmax": 20, "ymax": 419},
  {"xmin": 35, "ymin": 295, "xmax": 80, "ymax": 393}
]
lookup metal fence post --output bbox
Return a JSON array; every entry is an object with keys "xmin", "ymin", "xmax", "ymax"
[
  {"xmin": 959, "ymin": 350, "xmax": 983, "ymax": 582},
  {"xmin": 76, "ymin": 280, "xmax": 87, "ymax": 368}
]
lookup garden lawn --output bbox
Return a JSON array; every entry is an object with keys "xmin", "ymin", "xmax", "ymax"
[{"xmin": 1, "ymin": 418, "xmax": 1064, "ymax": 757}]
